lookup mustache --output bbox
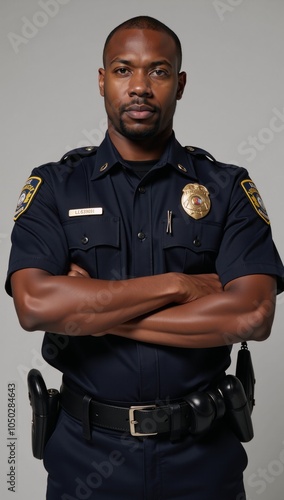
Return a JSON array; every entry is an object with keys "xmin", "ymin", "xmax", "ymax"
[{"xmin": 120, "ymin": 100, "xmax": 158, "ymax": 113}]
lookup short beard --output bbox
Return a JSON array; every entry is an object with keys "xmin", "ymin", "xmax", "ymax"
[{"xmin": 118, "ymin": 117, "xmax": 160, "ymax": 141}]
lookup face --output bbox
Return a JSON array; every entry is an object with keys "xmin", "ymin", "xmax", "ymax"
[{"xmin": 99, "ymin": 29, "xmax": 186, "ymax": 143}]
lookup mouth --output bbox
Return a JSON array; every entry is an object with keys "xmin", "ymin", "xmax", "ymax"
[{"xmin": 123, "ymin": 104, "xmax": 156, "ymax": 120}]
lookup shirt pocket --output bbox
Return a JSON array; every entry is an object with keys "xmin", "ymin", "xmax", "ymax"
[
  {"xmin": 63, "ymin": 216, "xmax": 120, "ymax": 278},
  {"xmin": 162, "ymin": 218, "xmax": 222, "ymax": 274}
]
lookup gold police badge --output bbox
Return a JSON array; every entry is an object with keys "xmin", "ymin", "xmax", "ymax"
[{"xmin": 181, "ymin": 183, "xmax": 211, "ymax": 220}]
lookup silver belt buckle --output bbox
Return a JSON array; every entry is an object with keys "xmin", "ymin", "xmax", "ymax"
[{"xmin": 129, "ymin": 405, "xmax": 158, "ymax": 437}]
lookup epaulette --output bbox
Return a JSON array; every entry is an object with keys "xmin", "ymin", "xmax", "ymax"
[
  {"xmin": 185, "ymin": 145, "xmax": 216, "ymax": 162},
  {"xmin": 60, "ymin": 145, "xmax": 98, "ymax": 164}
]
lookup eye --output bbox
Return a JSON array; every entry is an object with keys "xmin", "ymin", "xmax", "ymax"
[
  {"xmin": 114, "ymin": 67, "xmax": 131, "ymax": 76},
  {"xmin": 156, "ymin": 69, "xmax": 166, "ymax": 75},
  {"xmin": 150, "ymin": 68, "xmax": 169, "ymax": 78}
]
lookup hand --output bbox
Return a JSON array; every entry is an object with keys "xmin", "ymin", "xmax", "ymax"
[
  {"xmin": 174, "ymin": 273, "xmax": 223, "ymax": 304},
  {"xmin": 68, "ymin": 263, "xmax": 90, "ymax": 278}
]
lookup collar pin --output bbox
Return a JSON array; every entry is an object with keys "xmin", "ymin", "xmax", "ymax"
[
  {"xmin": 178, "ymin": 164, "xmax": 187, "ymax": 172},
  {"xmin": 100, "ymin": 163, "xmax": 109, "ymax": 172}
]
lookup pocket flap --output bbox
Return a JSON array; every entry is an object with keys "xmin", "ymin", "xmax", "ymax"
[{"xmin": 63, "ymin": 217, "xmax": 120, "ymax": 250}]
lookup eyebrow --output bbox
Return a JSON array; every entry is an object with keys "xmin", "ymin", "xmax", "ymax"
[
  {"xmin": 109, "ymin": 58, "xmax": 173, "ymax": 68},
  {"xmin": 109, "ymin": 59, "xmax": 131, "ymax": 66}
]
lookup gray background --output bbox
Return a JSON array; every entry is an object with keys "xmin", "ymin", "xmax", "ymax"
[{"xmin": 1, "ymin": 0, "xmax": 284, "ymax": 498}]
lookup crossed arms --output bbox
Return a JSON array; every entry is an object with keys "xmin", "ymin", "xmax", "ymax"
[{"xmin": 10, "ymin": 264, "xmax": 277, "ymax": 348}]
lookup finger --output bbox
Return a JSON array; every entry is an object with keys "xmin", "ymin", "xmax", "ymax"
[
  {"xmin": 69, "ymin": 263, "xmax": 90, "ymax": 278},
  {"xmin": 68, "ymin": 270, "xmax": 84, "ymax": 277}
]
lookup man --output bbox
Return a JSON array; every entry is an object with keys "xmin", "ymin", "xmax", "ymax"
[{"xmin": 6, "ymin": 15, "xmax": 284, "ymax": 500}]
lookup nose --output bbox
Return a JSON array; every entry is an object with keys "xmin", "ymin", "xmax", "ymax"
[{"xmin": 128, "ymin": 70, "xmax": 153, "ymax": 98}]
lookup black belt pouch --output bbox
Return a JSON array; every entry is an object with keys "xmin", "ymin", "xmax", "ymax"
[{"xmin": 27, "ymin": 369, "xmax": 60, "ymax": 460}]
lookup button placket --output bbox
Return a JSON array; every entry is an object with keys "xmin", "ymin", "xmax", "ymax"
[{"xmin": 132, "ymin": 183, "xmax": 152, "ymax": 277}]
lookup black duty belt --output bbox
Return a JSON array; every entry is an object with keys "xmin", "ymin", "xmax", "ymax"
[
  {"xmin": 28, "ymin": 373, "xmax": 253, "ymax": 458},
  {"xmin": 60, "ymin": 382, "xmax": 199, "ymax": 441}
]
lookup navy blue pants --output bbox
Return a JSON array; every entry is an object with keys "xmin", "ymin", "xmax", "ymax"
[{"xmin": 44, "ymin": 409, "xmax": 247, "ymax": 499}]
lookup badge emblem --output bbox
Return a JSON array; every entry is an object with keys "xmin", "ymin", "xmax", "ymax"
[
  {"xmin": 240, "ymin": 179, "xmax": 270, "ymax": 224},
  {"xmin": 14, "ymin": 176, "xmax": 42, "ymax": 221},
  {"xmin": 181, "ymin": 183, "xmax": 211, "ymax": 220}
]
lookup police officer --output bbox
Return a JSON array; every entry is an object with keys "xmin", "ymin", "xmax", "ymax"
[{"xmin": 6, "ymin": 16, "xmax": 284, "ymax": 500}]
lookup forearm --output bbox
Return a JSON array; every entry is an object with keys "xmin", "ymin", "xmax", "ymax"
[
  {"xmin": 12, "ymin": 268, "xmax": 223, "ymax": 336},
  {"xmin": 11, "ymin": 269, "xmax": 181, "ymax": 335},
  {"xmin": 109, "ymin": 275, "xmax": 277, "ymax": 348}
]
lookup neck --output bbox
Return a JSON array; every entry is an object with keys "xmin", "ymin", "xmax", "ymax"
[{"xmin": 107, "ymin": 128, "xmax": 172, "ymax": 161}]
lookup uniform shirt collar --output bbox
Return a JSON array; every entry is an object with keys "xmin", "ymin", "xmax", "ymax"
[{"xmin": 91, "ymin": 131, "xmax": 198, "ymax": 181}]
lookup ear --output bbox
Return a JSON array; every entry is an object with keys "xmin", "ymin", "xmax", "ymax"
[
  {"xmin": 176, "ymin": 71, "xmax": 187, "ymax": 100},
  {"xmin": 98, "ymin": 68, "xmax": 105, "ymax": 97}
]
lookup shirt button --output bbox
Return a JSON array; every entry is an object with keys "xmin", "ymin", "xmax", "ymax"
[
  {"xmin": 193, "ymin": 238, "xmax": 201, "ymax": 247},
  {"xmin": 81, "ymin": 236, "xmax": 89, "ymax": 245},
  {"xmin": 137, "ymin": 232, "xmax": 146, "ymax": 241},
  {"xmin": 138, "ymin": 186, "xmax": 146, "ymax": 193}
]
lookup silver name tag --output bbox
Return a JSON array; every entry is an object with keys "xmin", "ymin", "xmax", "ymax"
[{"xmin": 69, "ymin": 207, "xmax": 103, "ymax": 217}]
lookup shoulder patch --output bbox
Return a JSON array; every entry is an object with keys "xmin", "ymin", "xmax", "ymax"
[
  {"xmin": 14, "ymin": 176, "xmax": 42, "ymax": 221},
  {"xmin": 240, "ymin": 179, "xmax": 270, "ymax": 224}
]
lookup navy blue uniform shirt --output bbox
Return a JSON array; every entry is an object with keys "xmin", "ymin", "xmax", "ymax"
[{"xmin": 6, "ymin": 133, "xmax": 284, "ymax": 403}]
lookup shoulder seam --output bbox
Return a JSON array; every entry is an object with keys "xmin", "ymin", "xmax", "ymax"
[{"xmin": 60, "ymin": 146, "xmax": 98, "ymax": 164}]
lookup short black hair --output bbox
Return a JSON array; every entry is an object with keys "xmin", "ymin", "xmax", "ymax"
[{"xmin": 103, "ymin": 16, "xmax": 182, "ymax": 72}]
